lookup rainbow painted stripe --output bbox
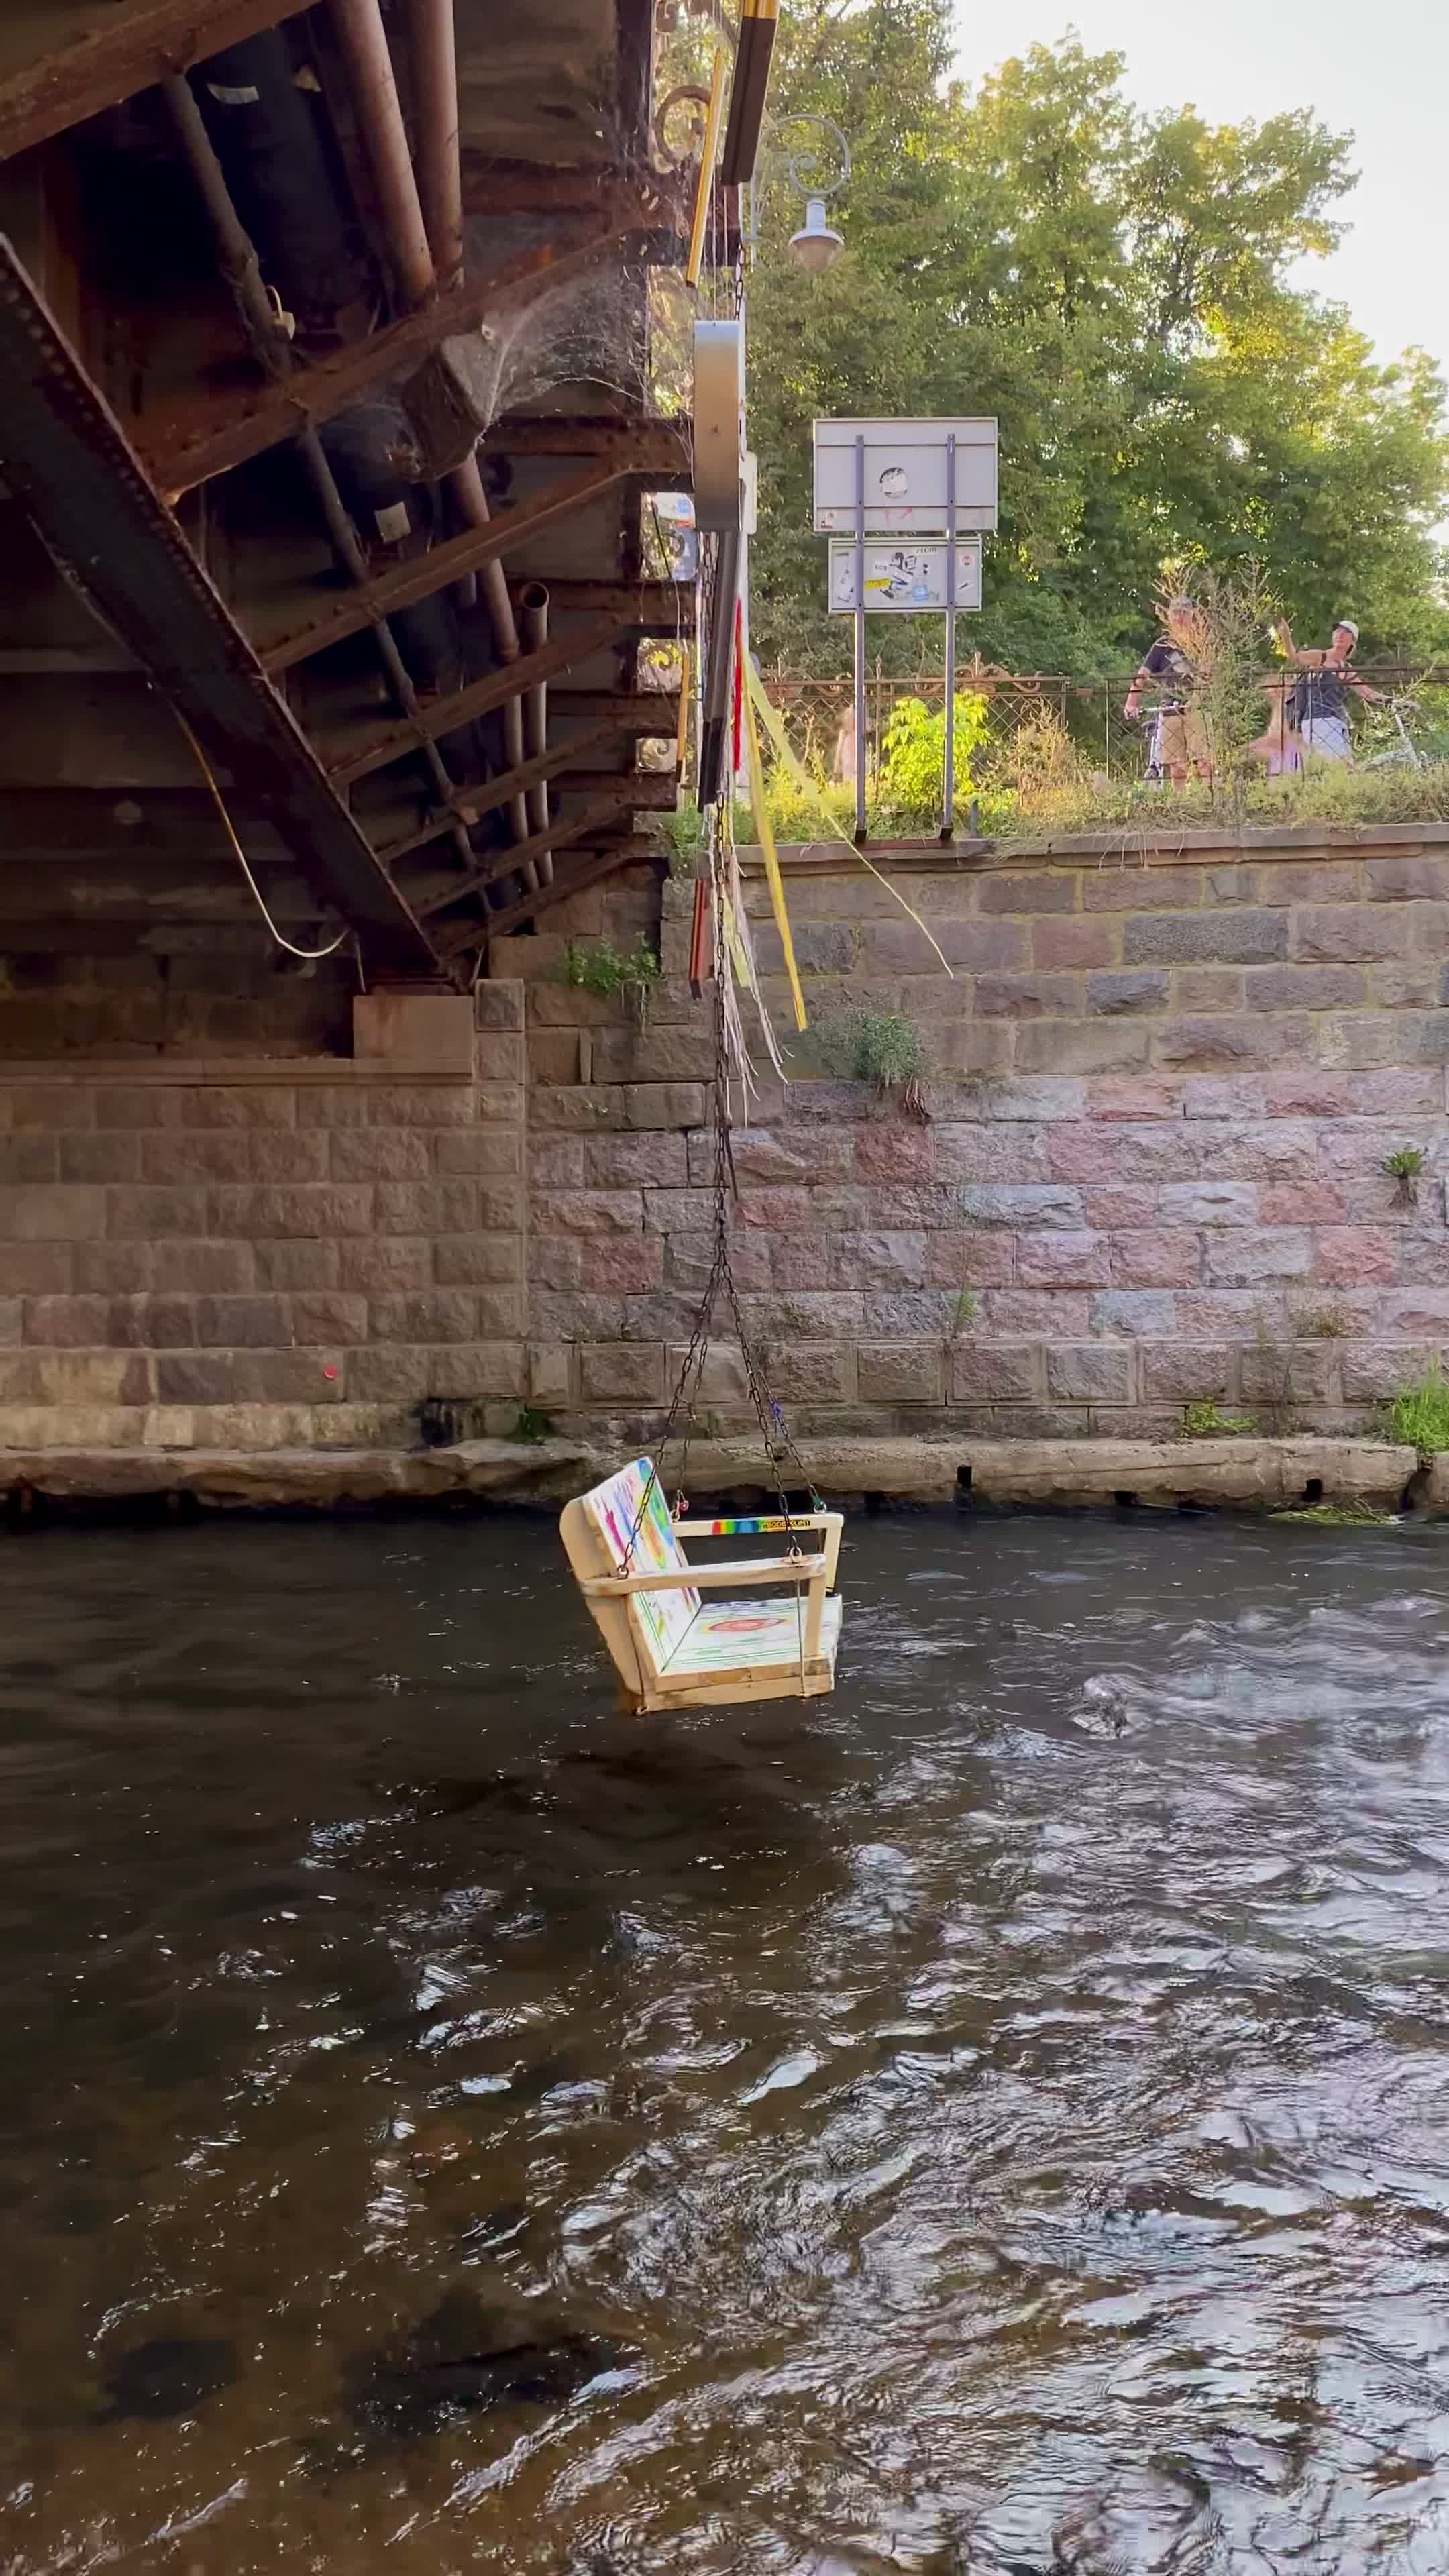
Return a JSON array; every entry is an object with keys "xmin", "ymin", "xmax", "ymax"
[{"xmin": 679, "ymin": 1515, "xmax": 816, "ymax": 1537}]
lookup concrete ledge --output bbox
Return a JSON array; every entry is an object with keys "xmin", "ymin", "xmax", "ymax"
[{"xmin": 0, "ymin": 1434, "xmax": 1430, "ymax": 1516}]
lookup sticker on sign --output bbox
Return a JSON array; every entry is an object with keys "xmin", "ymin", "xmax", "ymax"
[
  {"xmin": 828, "ymin": 539, "xmax": 982, "ymax": 613},
  {"xmin": 813, "ymin": 417, "xmax": 998, "ymax": 533}
]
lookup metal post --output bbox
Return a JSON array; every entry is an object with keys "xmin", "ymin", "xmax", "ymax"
[
  {"xmin": 853, "ymin": 432, "xmax": 867, "ymax": 842},
  {"xmin": 941, "ymin": 429, "xmax": 957, "ymax": 841}
]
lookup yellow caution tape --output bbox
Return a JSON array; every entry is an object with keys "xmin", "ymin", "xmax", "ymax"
[
  {"xmin": 743, "ymin": 660, "xmax": 956, "ymax": 980},
  {"xmin": 741, "ymin": 656, "xmax": 808, "ymax": 1030}
]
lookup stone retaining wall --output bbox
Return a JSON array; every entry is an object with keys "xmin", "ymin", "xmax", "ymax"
[{"xmin": 519, "ymin": 829, "xmax": 1449, "ymax": 1442}]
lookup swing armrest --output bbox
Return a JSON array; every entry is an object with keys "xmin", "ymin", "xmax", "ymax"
[{"xmin": 584, "ymin": 1552, "xmax": 828, "ymax": 1596}]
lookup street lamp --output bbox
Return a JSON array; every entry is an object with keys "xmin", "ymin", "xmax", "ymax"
[{"xmin": 749, "ymin": 115, "xmax": 851, "ymax": 274}]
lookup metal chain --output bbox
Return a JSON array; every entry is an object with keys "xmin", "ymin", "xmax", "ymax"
[{"xmin": 614, "ymin": 806, "xmax": 820, "ymax": 1572}]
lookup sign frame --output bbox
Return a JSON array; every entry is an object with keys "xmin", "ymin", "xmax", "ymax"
[{"xmin": 812, "ymin": 416, "xmax": 998, "ymax": 533}]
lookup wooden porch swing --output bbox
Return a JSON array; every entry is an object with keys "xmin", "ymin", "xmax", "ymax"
[{"xmin": 559, "ymin": 859, "xmax": 845, "ymax": 1713}]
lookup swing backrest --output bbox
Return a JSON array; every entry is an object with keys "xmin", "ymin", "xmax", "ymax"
[{"xmin": 561, "ymin": 1457, "xmax": 700, "ymax": 1686}]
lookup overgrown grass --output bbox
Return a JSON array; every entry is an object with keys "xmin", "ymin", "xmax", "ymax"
[
  {"xmin": 1269, "ymin": 1501, "xmax": 1394, "ymax": 1526},
  {"xmin": 819, "ymin": 1006, "xmax": 928, "ymax": 1091},
  {"xmin": 1383, "ymin": 1364, "xmax": 1449, "ymax": 1455},
  {"xmin": 1179, "ymin": 1398, "xmax": 1254, "ymax": 1438},
  {"xmin": 663, "ymin": 758, "xmax": 1449, "ymax": 865}
]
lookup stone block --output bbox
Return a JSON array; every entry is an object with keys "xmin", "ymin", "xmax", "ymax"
[
  {"xmin": 984, "ymin": 1289, "xmax": 1093, "ymax": 1336},
  {"xmin": 1017, "ymin": 1230, "xmax": 1111, "ymax": 1287},
  {"xmin": 474, "ymin": 978, "xmax": 525, "ymax": 1030},
  {"xmin": 1319, "ymin": 1012, "xmax": 1427, "ymax": 1070},
  {"xmin": 156, "ymin": 1352, "xmax": 239, "ymax": 1406},
  {"xmin": 1381, "ymin": 1288, "xmax": 1449, "ymax": 1335},
  {"xmin": 580, "ymin": 1132, "xmax": 688, "ymax": 1189},
  {"xmin": 1083, "ymin": 865, "xmax": 1203, "ymax": 913},
  {"xmin": 362, "ymin": 1083, "xmax": 478, "ymax": 1127},
  {"xmin": 1366, "ymin": 853, "xmax": 1449, "ymax": 901},
  {"xmin": 975, "ymin": 972, "xmax": 1083, "ymax": 1018},
  {"xmin": 1204, "ymin": 1230, "xmax": 1313, "ymax": 1285},
  {"xmin": 753, "ymin": 920, "xmax": 856, "ymax": 975},
  {"xmin": 529, "ymin": 1028, "xmax": 584, "ymax": 1085},
  {"xmin": 1312, "ymin": 1227, "xmax": 1400, "ymax": 1286},
  {"xmin": 332, "ymin": 1237, "xmax": 429, "ymax": 1293},
  {"xmin": 1159, "ymin": 1181, "xmax": 1256, "ymax": 1226},
  {"xmin": 831, "ymin": 1231, "xmax": 926, "ymax": 1288},
  {"xmin": 0, "ymin": 1297, "xmax": 19, "ymax": 1344},
  {"xmin": 12, "ymin": 1128, "xmax": 102, "ymax": 1183},
  {"xmin": 1341, "ymin": 1342, "xmax": 1430, "ymax": 1399},
  {"xmin": 529, "ymin": 1234, "xmax": 584, "ymax": 1289},
  {"xmin": 1046, "ymin": 1342, "xmax": 1136, "ymax": 1403},
  {"xmin": 1103, "ymin": 1226, "xmax": 1196, "ymax": 1288},
  {"xmin": 643, "ymin": 1187, "xmax": 716, "ymax": 1233},
  {"xmin": 1175, "ymin": 968, "xmax": 1244, "ymax": 1012},
  {"xmin": 433, "ymin": 1126, "xmax": 521, "ymax": 1177},
  {"xmin": 1205, "ymin": 864, "xmax": 1258, "ymax": 904},
  {"xmin": 623, "ymin": 1082, "xmax": 708, "ymax": 1131},
  {"xmin": 769, "ymin": 1344, "xmax": 855, "ymax": 1403},
  {"xmin": 925, "ymin": 1232, "xmax": 1015, "ymax": 1286},
  {"xmin": 1088, "ymin": 970, "xmax": 1171, "ymax": 1015},
  {"xmin": 976, "ymin": 870, "xmax": 1077, "ymax": 914},
  {"xmin": 0, "ymin": 1135, "xmax": 60, "ymax": 1183},
  {"xmin": 136, "ymin": 1131, "xmax": 248, "ymax": 1183},
  {"xmin": 867, "ymin": 917, "xmax": 1030, "ymax": 971},
  {"xmin": 580, "ymin": 1236, "xmax": 665, "ymax": 1296},
  {"xmin": 6, "ymin": 1242, "xmax": 76, "ymax": 1293},
  {"xmin": 1240, "ymin": 1343, "xmax": 1340, "ymax": 1404},
  {"xmin": 857, "ymin": 1342, "xmax": 943, "ymax": 1403},
  {"xmin": 290, "ymin": 1293, "xmax": 370, "ymax": 1345},
  {"xmin": 0, "ymin": 1184, "xmax": 106, "ymax": 1240},
  {"xmin": 1140, "ymin": 1342, "xmax": 1234, "ymax": 1399},
  {"xmin": 1042, "ymin": 1126, "xmax": 1124, "ymax": 1183},
  {"xmin": 1085, "ymin": 1187, "xmax": 1158, "ymax": 1230},
  {"xmin": 1259, "ymin": 859, "xmax": 1362, "ymax": 904},
  {"xmin": 666, "ymin": 1230, "xmax": 770, "ymax": 1293},
  {"xmin": 545, "ymin": 1188, "xmax": 645, "ymax": 1234},
  {"xmin": 195, "ymin": 1294, "xmax": 291, "ymax": 1348},
  {"xmin": 1032, "ymin": 916, "xmax": 1118, "ymax": 969},
  {"xmin": 926, "ymin": 1024, "xmax": 1016, "ymax": 1078},
  {"xmin": 578, "ymin": 1342, "xmax": 665, "ymax": 1402},
  {"xmin": 91, "ymin": 1085, "xmax": 181, "ymax": 1129},
  {"xmin": 950, "ymin": 1341, "xmax": 1040, "ymax": 1400},
  {"xmin": 208, "ymin": 1184, "xmax": 372, "ymax": 1239},
  {"xmin": 370, "ymin": 1291, "xmax": 482, "ymax": 1343},
  {"xmin": 854, "ymin": 1123, "xmax": 936, "ymax": 1184},
  {"xmin": 185, "ymin": 1085, "xmax": 299, "ymax": 1130},
  {"xmin": 1258, "ymin": 1183, "xmax": 1350, "ymax": 1226},
  {"xmin": 1124, "ymin": 909, "xmax": 1287, "ymax": 964},
  {"xmin": 474, "ymin": 1032, "xmax": 527, "ymax": 1083},
  {"xmin": 688, "ymin": 1126, "xmax": 853, "ymax": 1188},
  {"xmin": 21, "ymin": 1295, "xmax": 111, "ymax": 1348},
  {"xmin": 329, "ymin": 1128, "xmax": 433, "ymax": 1181},
  {"xmin": 0, "ymin": 1349, "xmax": 154, "ymax": 1407},
  {"xmin": 354, "ymin": 993, "xmax": 475, "ymax": 1072},
  {"xmin": 1090, "ymin": 1289, "xmax": 1179, "ymax": 1336},
  {"xmin": 293, "ymin": 1084, "xmax": 368, "ymax": 1128},
  {"xmin": 959, "ymin": 1183, "xmax": 1083, "ymax": 1228},
  {"xmin": 106, "ymin": 1295, "xmax": 197, "ymax": 1349},
  {"xmin": 374, "ymin": 1180, "xmax": 479, "ymax": 1234},
  {"xmin": 766, "ymin": 1233, "xmax": 833, "ymax": 1289},
  {"xmin": 229, "ymin": 1350, "xmax": 346, "ymax": 1403},
  {"xmin": 434, "ymin": 1233, "xmax": 523, "ymax": 1287},
  {"xmin": 1155, "ymin": 1015, "xmax": 1309, "ymax": 1069},
  {"xmin": 1015, "ymin": 1021, "xmax": 1150, "ymax": 1075},
  {"xmin": 1373, "ymin": 959, "xmax": 1443, "ymax": 1010},
  {"xmin": 527, "ymin": 1341, "xmax": 572, "ymax": 1405},
  {"xmin": 344, "ymin": 1345, "xmax": 435, "ymax": 1402},
  {"xmin": 529, "ymin": 1084, "xmax": 628, "ymax": 1132},
  {"xmin": 7, "ymin": 1084, "xmax": 94, "ymax": 1130},
  {"xmin": 592, "ymin": 1028, "xmax": 714, "ymax": 1084},
  {"xmin": 77, "ymin": 1240, "xmax": 164, "ymax": 1295},
  {"xmin": 1293, "ymin": 904, "xmax": 1409, "ymax": 963}
]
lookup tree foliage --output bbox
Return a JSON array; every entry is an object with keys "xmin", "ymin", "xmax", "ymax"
[{"xmin": 744, "ymin": 5, "xmax": 1449, "ymax": 674}]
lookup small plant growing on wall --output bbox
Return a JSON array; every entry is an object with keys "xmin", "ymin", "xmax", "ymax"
[
  {"xmin": 821, "ymin": 1006, "xmax": 930, "ymax": 1123},
  {"xmin": 1383, "ymin": 1145, "xmax": 1426, "ymax": 1208},
  {"xmin": 560, "ymin": 934, "xmax": 661, "ymax": 1022},
  {"xmin": 1383, "ymin": 1362, "xmax": 1449, "ymax": 1456},
  {"xmin": 1179, "ymin": 1397, "xmax": 1253, "ymax": 1439}
]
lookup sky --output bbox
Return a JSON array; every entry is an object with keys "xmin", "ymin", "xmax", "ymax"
[{"xmin": 951, "ymin": 0, "xmax": 1448, "ymax": 380}]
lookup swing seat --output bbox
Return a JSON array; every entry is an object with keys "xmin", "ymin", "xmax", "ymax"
[{"xmin": 560, "ymin": 1457, "xmax": 843, "ymax": 1713}]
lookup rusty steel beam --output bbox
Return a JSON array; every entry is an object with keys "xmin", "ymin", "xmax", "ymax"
[
  {"xmin": 481, "ymin": 415, "xmax": 692, "ymax": 468},
  {"xmin": 549, "ymin": 689, "xmax": 680, "ymax": 737},
  {"xmin": 253, "ymin": 464, "xmax": 631, "ymax": 672},
  {"xmin": 478, "ymin": 841, "xmax": 663, "ymax": 944},
  {"xmin": 0, "ymin": 237, "xmax": 445, "ymax": 979},
  {"xmin": 0, "ymin": 0, "xmax": 311, "ymax": 160},
  {"xmin": 510, "ymin": 578, "xmax": 692, "ymax": 631},
  {"xmin": 424, "ymin": 788, "xmax": 640, "ymax": 938},
  {"xmin": 140, "ymin": 207, "xmax": 661, "ymax": 494},
  {"xmin": 368, "ymin": 717, "xmax": 618, "ymax": 867},
  {"xmin": 324, "ymin": 611, "xmax": 624, "ymax": 788}
]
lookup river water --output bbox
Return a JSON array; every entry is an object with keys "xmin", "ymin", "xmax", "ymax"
[{"xmin": 3, "ymin": 1511, "xmax": 1449, "ymax": 2573}]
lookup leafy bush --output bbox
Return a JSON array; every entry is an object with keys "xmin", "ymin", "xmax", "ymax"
[
  {"xmin": 561, "ymin": 934, "xmax": 661, "ymax": 1016},
  {"xmin": 1384, "ymin": 1364, "xmax": 1449, "ymax": 1454},
  {"xmin": 878, "ymin": 692, "xmax": 991, "ymax": 817},
  {"xmin": 820, "ymin": 1006, "xmax": 928, "ymax": 1092}
]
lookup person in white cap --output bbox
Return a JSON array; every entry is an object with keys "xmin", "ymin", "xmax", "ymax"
[{"xmin": 1273, "ymin": 616, "xmax": 1384, "ymax": 765}]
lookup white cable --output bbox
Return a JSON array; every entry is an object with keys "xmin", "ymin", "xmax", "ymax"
[{"xmin": 170, "ymin": 708, "xmax": 351, "ymax": 961}]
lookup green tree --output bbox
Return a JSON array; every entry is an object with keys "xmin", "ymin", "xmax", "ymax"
[{"xmin": 743, "ymin": 9, "xmax": 1449, "ymax": 675}]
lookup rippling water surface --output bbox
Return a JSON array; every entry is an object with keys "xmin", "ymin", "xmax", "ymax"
[{"xmin": 3, "ymin": 1510, "xmax": 1449, "ymax": 2572}]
